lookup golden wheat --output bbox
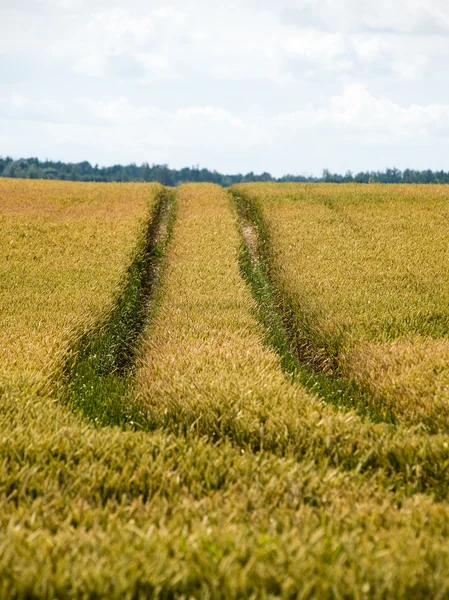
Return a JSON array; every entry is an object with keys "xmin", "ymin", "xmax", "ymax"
[
  {"xmin": 237, "ymin": 182, "xmax": 449, "ymax": 431},
  {"xmin": 2, "ymin": 180, "xmax": 449, "ymax": 597},
  {"xmin": 0, "ymin": 178, "xmax": 152, "ymax": 394}
]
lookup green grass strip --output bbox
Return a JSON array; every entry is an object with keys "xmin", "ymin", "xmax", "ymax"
[
  {"xmin": 231, "ymin": 189, "xmax": 397, "ymax": 426},
  {"xmin": 65, "ymin": 187, "xmax": 177, "ymax": 427}
]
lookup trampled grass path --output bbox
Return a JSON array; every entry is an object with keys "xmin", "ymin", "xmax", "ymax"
[
  {"xmin": 66, "ymin": 186, "xmax": 176, "ymax": 427},
  {"xmin": 231, "ymin": 188, "xmax": 390, "ymax": 424}
]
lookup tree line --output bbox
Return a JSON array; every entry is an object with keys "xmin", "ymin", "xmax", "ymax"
[{"xmin": 1, "ymin": 157, "xmax": 448, "ymax": 185}]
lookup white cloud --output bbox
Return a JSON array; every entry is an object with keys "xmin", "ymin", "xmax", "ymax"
[
  {"xmin": 352, "ymin": 36, "xmax": 388, "ymax": 62},
  {"xmin": 0, "ymin": 93, "xmax": 65, "ymax": 123},
  {"xmin": 283, "ymin": 31, "xmax": 347, "ymax": 66},
  {"xmin": 72, "ymin": 8, "xmax": 184, "ymax": 79},
  {"xmin": 4, "ymin": 83, "xmax": 449, "ymax": 152},
  {"xmin": 278, "ymin": 83, "xmax": 449, "ymax": 142},
  {"xmin": 77, "ymin": 96, "xmax": 268, "ymax": 151},
  {"xmin": 87, "ymin": 97, "xmax": 163, "ymax": 122},
  {"xmin": 5, "ymin": 1, "xmax": 449, "ymax": 84},
  {"xmin": 152, "ymin": 7, "xmax": 186, "ymax": 22},
  {"xmin": 282, "ymin": 0, "xmax": 449, "ymax": 35},
  {"xmin": 175, "ymin": 106, "xmax": 245, "ymax": 129},
  {"xmin": 85, "ymin": 9, "xmax": 153, "ymax": 45}
]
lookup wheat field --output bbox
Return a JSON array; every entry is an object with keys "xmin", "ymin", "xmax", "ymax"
[
  {"xmin": 1, "ymin": 179, "xmax": 449, "ymax": 598},
  {"xmin": 236, "ymin": 182, "xmax": 449, "ymax": 432}
]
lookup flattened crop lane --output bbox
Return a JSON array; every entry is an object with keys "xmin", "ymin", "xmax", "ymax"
[
  {"xmin": 136, "ymin": 184, "xmax": 449, "ymax": 499},
  {"xmin": 66, "ymin": 186, "xmax": 176, "ymax": 427}
]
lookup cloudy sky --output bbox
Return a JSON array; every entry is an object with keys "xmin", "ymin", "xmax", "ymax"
[{"xmin": 2, "ymin": 0, "xmax": 449, "ymax": 176}]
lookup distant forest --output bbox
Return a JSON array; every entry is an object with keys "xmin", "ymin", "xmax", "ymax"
[{"xmin": 1, "ymin": 156, "xmax": 449, "ymax": 185}]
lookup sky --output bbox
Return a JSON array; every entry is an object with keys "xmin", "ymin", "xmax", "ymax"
[{"xmin": 1, "ymin": 0, "xmax": 449, "ymax": 176}]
